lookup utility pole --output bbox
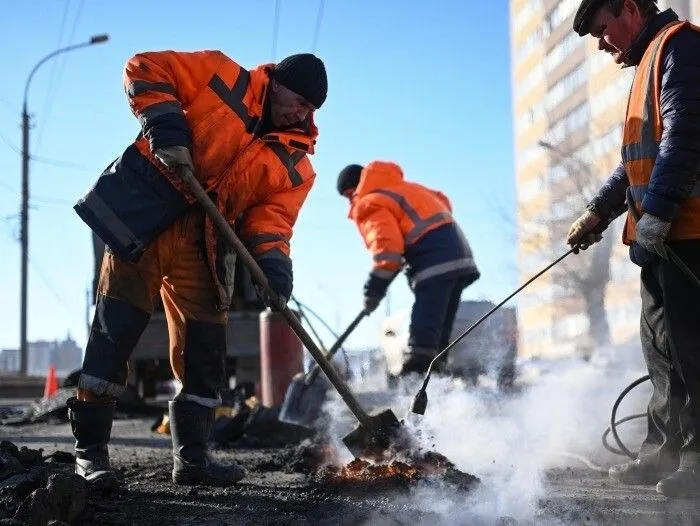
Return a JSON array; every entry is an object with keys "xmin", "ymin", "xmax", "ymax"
[
  {"xmin": 18, "ymin": 34, "xmax": 109, "ymax": 375},
  {"xmin": 19, "ymin": 104, "xmax": 30, "ymax": 376}
]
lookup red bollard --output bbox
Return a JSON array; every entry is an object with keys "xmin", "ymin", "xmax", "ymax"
[{"xmin": 259, "ymin": 309, "xmax": 304, "ymax": 407}]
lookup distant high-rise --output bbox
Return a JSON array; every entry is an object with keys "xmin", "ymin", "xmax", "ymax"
[{"xmin": 26, "ymin": 335, "xmax": 82, "ymax": 377}]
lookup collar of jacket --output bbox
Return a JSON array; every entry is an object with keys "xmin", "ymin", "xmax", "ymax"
[
  {"xmin": 354, "ymin": 161, "xmax": 404, "ymax": 198},
  {"xmin": 348, "ymin": 161, "xmax": 405, "ymax": 219},
  {"xmin": 249, "ymin": 64, "xmax": 319, "ymax": 154},
  {"xmin": 622, "ymin": 9, "xmax": 679, "ymax": 67}
]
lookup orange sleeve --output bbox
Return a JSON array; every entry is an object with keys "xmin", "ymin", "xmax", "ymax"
[
  {"xmin": 354, "ymin": 198, "xmax": 404, "ymax": 277},
  {"xmin": 122, "ymin": 50, "xmax": 225, "ymax": 151},
  {"xmin": 239, "ymin": 157, "xmax": 316, "ymax": 261}
]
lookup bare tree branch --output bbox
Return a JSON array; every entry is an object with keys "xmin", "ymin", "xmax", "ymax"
[{"xmin": 502, "ymin": 137, "xmax": 615, "ymax": 350}]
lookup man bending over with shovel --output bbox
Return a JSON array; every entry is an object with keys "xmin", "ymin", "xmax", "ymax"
[
  {"xmin": 71, "ymin": 50, "xmax": 328, "ymax": 490},
  {"xmin": 337, "ymin": 161, "xmax": 480, "ymax": 377}
]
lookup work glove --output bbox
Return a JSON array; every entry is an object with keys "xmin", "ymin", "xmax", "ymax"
[
  {"xmin": 567, "ymin": 210, "xmax": 604, "ymax": 253},
  {"xmin": 256, "ymin": 257, "xmax": 293, "ymax": 312},
  {"xmin": 363, "ymin": 295, "xmax": 381, "ymax": 314},
  {"xmin": 635, "ymin": 213, "xmax": 671, "ymax": 259},
  {"xmin": 154, "ymin": 146, "xmax": 194, "ymax": 175}
]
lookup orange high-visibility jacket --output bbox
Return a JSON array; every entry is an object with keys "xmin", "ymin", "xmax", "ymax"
[
  {"xmin": 76, "ymin": 50, "xmax": 318, "ymax": 309},
  {"xmin": 349, "ymin": 161, "xmax": 477, "ymax": 289},
  {"xmin": 622, "ymin": 20, "xmax": 700, "ymax": 243}
]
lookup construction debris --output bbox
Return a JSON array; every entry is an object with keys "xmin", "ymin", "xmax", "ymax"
[
  {"xmin": 1, "ymin": 383, "xmax": 161, "ymax": 427},
  {"xmin": 0, "ymin": 441, "xmax": 87, "ymax": 526}
]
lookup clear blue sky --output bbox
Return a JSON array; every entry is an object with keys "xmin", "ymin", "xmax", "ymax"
[{"xmin": 0, "ymin": 1, "xmax": 516, "ymax": 354}]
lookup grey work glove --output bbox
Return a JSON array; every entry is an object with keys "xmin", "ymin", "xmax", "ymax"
[
  {"xmin": 154, "ymin": 146, "xmax": 194, "ymax": 174},
  {"xmin": 567, "ymin": 210, "xmax": 603, "ymax": 253},
  {"xmin": 635, "ymin": 213, "xmax": 671, "ymax": 259}
]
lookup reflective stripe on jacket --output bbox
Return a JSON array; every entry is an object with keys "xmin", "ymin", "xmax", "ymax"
[{"xmin": 349, "ymin": 161, "xmax": 478, "ymax": 287}]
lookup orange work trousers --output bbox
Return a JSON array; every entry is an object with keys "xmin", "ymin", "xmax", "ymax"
[{"xmin": 78, "ymin": 207, "xmax": 227, "ymax": 407}]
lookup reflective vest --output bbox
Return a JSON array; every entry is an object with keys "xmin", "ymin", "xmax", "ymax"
[{"xmin": 623, "ymin": 20, "xmax": 700, "ymax": 243}]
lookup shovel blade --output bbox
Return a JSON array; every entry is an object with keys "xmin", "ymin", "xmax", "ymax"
[
  {"xmin": 278, "ymin": 373, "xmax": 331, "ymax": 428},
  {"xmin": 341, "ymin": 408, "xmax": 403, "ymax": 459}
]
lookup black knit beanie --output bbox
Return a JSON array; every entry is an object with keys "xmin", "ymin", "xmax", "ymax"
[
  {"xmin": 272, "ymin": 53, "xmax": 328, "ymax": 109},
  {"xmin": 337, "ymin": 164, "xmax": 364, "ymax": 196}
]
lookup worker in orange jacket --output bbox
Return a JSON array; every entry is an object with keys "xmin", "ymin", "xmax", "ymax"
[
  {"xmin": 337, "ymin": 161, "xmax": 480, "ymax": 376},
  {"xmin": 71, "ymin": 50, "xmax": 327, "ymax": 489}
]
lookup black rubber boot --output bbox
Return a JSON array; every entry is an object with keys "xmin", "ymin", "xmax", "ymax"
[
  {"xmin": 400, "ymin": 347, "xmax": 444, "ymax": 377},
  {"xmin": 656, "ymin": 468, "xmax": 700, "ymax": 499},
  {"xmin": 609, "ymin": 458, "xmax": 675, "ymax": 486},
  {"xmin": 67, "ymin": 396, "xmax": 119, "ymax": 492},
  {"xmin": 169, "ymin": 400, "xmax": 246, "ymax": 487}
]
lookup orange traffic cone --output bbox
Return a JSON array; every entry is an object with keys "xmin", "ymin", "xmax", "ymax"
[{"xmin": 43, "ymin": 366, "xmax": 59, "ymax": 398}]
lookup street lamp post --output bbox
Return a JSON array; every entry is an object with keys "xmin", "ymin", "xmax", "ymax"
[{"xmin": 19, "ymin": 34, "xmax": 109, "ymax": 376}]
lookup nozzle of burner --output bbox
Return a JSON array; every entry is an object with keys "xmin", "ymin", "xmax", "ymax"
[{"xmin": 410, "ymin": 388, "xmax": 427, "ymax": 415}]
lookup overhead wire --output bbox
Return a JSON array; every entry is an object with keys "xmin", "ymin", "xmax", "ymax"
[
  {"xmin": 35, "ymin": 0, "xmax": 71, "ymax": 152},
  {"xmin": 0, "ymin": 130, "xmax": 96, "ymax": 172},
  {"xmin": 271, "ymin": 0, "xmax": 281, "ymax": 62},
  {"xmin": 35, "ymin": 0, "xmax": 85, "ymax": 153},
  {"xmin": 291, "ymin": 297, "xmax": 351, "ymax": 375},
  {"xmin": 0, "ymin": 210, "xmax": 78, "ymax": 318},
  {"xmin": 28, "ymin": 255, "xmax": 78, "ymax": 317},
  {"xmin": 311, "ymin": 0, "xmax": 326, "ymax": 52}
]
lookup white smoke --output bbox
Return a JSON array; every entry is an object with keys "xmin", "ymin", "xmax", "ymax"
[{"xmin": 323, "ymin": 350, "xmax": 651, "ymax": 525}]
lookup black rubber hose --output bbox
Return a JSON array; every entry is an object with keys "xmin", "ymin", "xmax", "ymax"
[
  {"xmin": 602, "ymin": 412, "xmax": 647, "ymax": 456},
  {"xmin": 602, "ymin": 374, "xmax": 650, "ymax": 460},
  {"xmin": 290, "ymin": 296, "xmax": 351, "ymax": 375}
]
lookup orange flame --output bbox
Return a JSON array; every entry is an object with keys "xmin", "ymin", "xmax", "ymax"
[{"xmin": 312, "ymin": 444, "xmax": 457, "ymax": 486}]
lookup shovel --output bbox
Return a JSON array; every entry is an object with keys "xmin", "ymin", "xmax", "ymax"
[
  {"xmin": 278, "ymin": 308, "xmax": 367, "ymax": 427},
  {"xmin": 177, "ymin": 166, "xmax": 405, "ymax": 458}
]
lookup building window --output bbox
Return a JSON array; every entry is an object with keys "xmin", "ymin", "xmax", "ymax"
[
  {"xmin": 545, "ymin": 102, "xmax": 590, "ymax": 145},
  {"xmin": 519, "ymin": 173, "xmax": 546, "ymax": 201},
  {"xmin": 512, "ymin": 0, "xmax": 542, "ymax": 33},
  {"xmin": 581, "ymin": 124, "xmax": 623, "ymax": 160},
  {"xmin": 545, "ymin": 61, "xmax": 587, "ymax": 111},
  {"xmin": 515, "ymin": 22, "xmax": 551, "ymax": 65},
  {"xmin": 517, "ymin": 101, "xmax": 546, "ymax": 134},
  {"xmin": 517, "ymin": 144, "xmax": 545, "ymax": 171},
  {"xmin": 545, "ymin": 0, "xmax": 579, "ymax": 31},
  {"xmin": 545, "ymin": 32, "xmax": 582, "ymax": 74},
  {"xmin": 590, "ymin": 68, "xmax": 635, "ymax": 116},
  {"xmin": 516, "ymin": 64, "xmax": 545, "ymax": 100}
]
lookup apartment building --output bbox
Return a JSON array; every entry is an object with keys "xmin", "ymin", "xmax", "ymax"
[{"xmin": 510, "ymin": 0, "xmax": 698, "ymax": 358}]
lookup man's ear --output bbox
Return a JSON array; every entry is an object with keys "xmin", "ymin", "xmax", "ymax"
[
  {"xmin": 622, "ymin": 0, "xmax": 641, "ymax": 19},
  {"xmin": 269, "ymin": 79, "xmax": 280, "ymax": 93}
]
